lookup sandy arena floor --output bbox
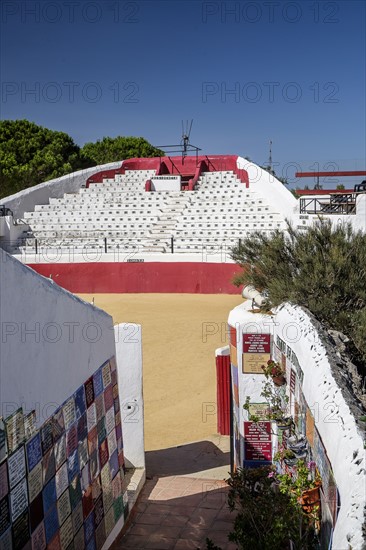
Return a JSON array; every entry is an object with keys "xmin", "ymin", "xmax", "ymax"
[{"xmin": 78, "ymin": 294, "xmax": 240, "ymax": 451}]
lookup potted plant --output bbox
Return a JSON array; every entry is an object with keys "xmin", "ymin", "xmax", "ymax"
[
  {"xmin": 274, "ymin": 446, "xmax": 298, "ymax": 466},
  {"xmin": 277, "ymin": 460, "xmax": 322, "ymax": 515},
  {"xmin": 261, "ymin": 359, "xmax": 286, "ymax": 386},
  {"xmin": 244, "ymin": 382, "xmax": 292, "ymax": 431}
]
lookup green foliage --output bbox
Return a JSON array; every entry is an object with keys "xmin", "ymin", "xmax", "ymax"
[
  {"xmin": 336, "ymin": 184, "xmax": 345, "ymax": 190},
  {"xmin": 0, "ymin": 120, "xmax": 91, "ymax": 199},
  {"xmin": 225, "ymin": 466, "xmax": 317, "ymax": 550},
  {"xmin": 81, "ymin": 136, "xmax": 164, "ymax": 165},
  {"xmin": 0, "ymin": 120, "xmax": 164, "ymax": 199},
  {"xmin": 230, "ymin": 220, "xmax": 366, "ymax": 370}
]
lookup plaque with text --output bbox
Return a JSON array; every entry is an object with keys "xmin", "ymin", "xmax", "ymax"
[
  {"xmin": 89, "ymin": 450, "xmax": 100, "ymax": 482},
  {"xmin": 107, "ymin": 431, "xmax": 117, "ymax": 457},
  {"xmin": 28, "ymin": 461, "xmax": 43, "ymax": 503},
  {"xmin": 42, "ymin": 477, "xmax": 57, "ymax": 511},
  {"xmin": 52, "ymin": 409, "xmax": 65, "ymax": 442},
  {"xmin": 104, "ymin": 506, "xmax": 115, "ymax": 537},
  {"xmin": 31, "ymin": 520, "xmax": 46, "ymax": 550},
  {"xmin": 92, "ymin": 476, "xmax": 102, "ymax": 503},
  {"xmin": 80, "ymin": 465, "xmax": 90, "ymax": 494},
  {"xmin": 66, "ymin": 425, "xmax": 78, "ymax": 458},
  {"xmin": 109, "ymin": 450, "xmax": 119, "ymax": 480},
  {"xmin": 95, "ymin": 519, "xmax": 106, "ymax": 550},
  {"xmin": 94, "ymin": 496, "xmax": 104, "ymax": 526},
  {"xmin": 242, "ymin": 334, "xmax": 271, "ymax": 374},
  {"xmin": 102, "ymin": 485, "xmax": 113, "ymax": 515},
  {"xmin": 54, "ymin": 434, "xmax": 67, "ymax": 471},
  {"xmin": 12, "ymin": 510, "xmax": 30, "ymax": 548},
  {"xmin": 99, "ymin": 441, "xmax": 109, "ymax": 470},
  {"xmin": 87, "ymin": 427, "xmax": 98, "ymax": 456},
  {"xmin": 55, "ymin": 463, "xmax": 69, "ymax": 499},
  {"xmin": 290, "ymin": 369, "xmax": 296, "ymax": 394},
  {"xmin": 244, "ymin": 421, "xmax": 272, "ymax": 462},
  {"xmin": 74, "ymin": 386, "xmax": 86, "ymax": 421},
  {"xmin": 0, "ymin": 496, "xmax": 10, "ymax": 536},
  {"xmin": 26, "ymin": 432, "xmax": 42, "ymax": 472},
  {"xmin": 0, "ymin": 419, "xmax": 8, "ymax": 464},
  {"xmin": 63, "ymin": 398, "xmax": 76, "ymax": 431},
  {"xmin": 29, "ymin": 491, "xmax": 44, "ymax": 532},
  {"xmin": 84, "ymin": 509, "xmax": 94, "ymax": 542},
  {"xmin": 77, "ymin": 414, "xmax": 88, "ymax": 443},
  {"xmin": 95, "ymin": 395, "xmax": 105, "ymax": 423},
  {"xmin": 24, "ymin": 410, "xmax": 37, "ymax": 440},
  {"xmin": 41, "ymin": 421, "xmax": 53, "ymax": 456},
  {"xmin": 0, "ymin": 463, "xmax": 8, "ymax": 501},
  {"xmin": 72, "ymin": 502, "xmax": 83, "ymax": 535},
  {"xmin": 74, "ymin": 525, "xmax": 84, "ymax": 548},
  {"xmin": 105, "ymin": 408, "xmax": 115, "ymax": 436},
  {"xmin": 10, "ymin": 477, "xmax": 28, "ymax": 522},
  {"xmin": 69, "ymin": 476, "xmax": 82, "ymax": 511},
  {"xmin": 102, "ymin": 362, "xmax": 112, "ymax": 389},
  {"xmin": 78, "ymin": 438, "xmax": 88, "ymax": 471},
  {"xmin": 82, "ymin": 486, "xmax": 93, "ymax": 519},
  {"xmin": 4, "ymin": 409, "xmax": 24, "ymax": 454},
  {"xmin": 87, "ymin": 404, "xmax": 97, "ymax": 432},
  {"xmin": 0, "ymin": 526, "xmax": 12, "ymax": 549},
  {"xmin": 7, "ymin": 446, "xmax": 26, "ymax": 490},
  {"xmin": 97, "ymin": 418, "xmax": 107, "ymax": 446},
  {"xmin": 104, "ymin": 386, "xmax": 114, "ymax": 413},
  {"xmin": 60, "ymin": 514, "xmax": 73, "ymax": 548},
  {"xmin": 42, "ymin": 448, "xmax": 56, "ymax": 485},
  {"xmin": 44, "ymin": 504, "xmax": 59, "ymax": 543},
  {"xmin": 67, "ymin": 450, "xmax": 79, "ymax": 483},
  {"xmin": 57, "ymin": 489, "xmax": 71, "ymax": 526},
  {"xmin": 93, "ymin": 370, "xmax": 103, "ymax": 398},
  {"xmin": 84, "ymin": 378, "xmax": 95, "ymax": 409}
]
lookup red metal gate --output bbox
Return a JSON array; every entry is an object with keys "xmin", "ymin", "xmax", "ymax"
[{"xmin": 216, "ymin": 352, "xmax": 231, "ymax": 435}]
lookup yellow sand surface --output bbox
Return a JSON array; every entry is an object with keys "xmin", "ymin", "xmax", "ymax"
[{"xmin": 78, "ymin": 294, "xmax": 241, "ymax": 451}]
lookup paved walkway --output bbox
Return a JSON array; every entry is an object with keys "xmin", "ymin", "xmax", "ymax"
[{"xmin": 112, "ymin": 436, "xmax": 236, "ymax": 550}]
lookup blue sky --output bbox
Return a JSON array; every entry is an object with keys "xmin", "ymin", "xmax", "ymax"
[{"xmin": 1, "ymin": 0, "xmax": 365, "ymax": 187}]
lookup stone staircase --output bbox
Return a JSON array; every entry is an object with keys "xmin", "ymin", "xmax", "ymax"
[{"xmin": 142, "ymin": 192, "xmax": 192, "ymax": 252}]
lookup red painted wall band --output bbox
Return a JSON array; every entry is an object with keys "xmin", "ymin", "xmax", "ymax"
[{"xmin": 27, "ymin": 262, "xmax": 242, "ymax": 294}]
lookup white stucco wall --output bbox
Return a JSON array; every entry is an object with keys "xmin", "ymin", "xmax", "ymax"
[
  {"xmin": 228, "ymin": 300, "xmax": 365, "ymax": 550},
  {"xmin": 236, "ymin": 157, "xmax": 298, "ymax": 223},
  {"xmin": 114, "ymin": 323, "xmax": 145, "ymax": 469},
  {"xmin": 1, "ymin": 161, "xmax": 121, "ymax": 219},
  {"xmin": 0, "ymin": 249, "xmax": 116, "ymax": 424},
  {"xmin": 151, "ymin": 176, "xmax": 181, "ymax": 191}
]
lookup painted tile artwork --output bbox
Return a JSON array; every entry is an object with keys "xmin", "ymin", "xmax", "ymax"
[{"xmin": 0, "ymin": 357, "xmax": 125, "ymax": 549}]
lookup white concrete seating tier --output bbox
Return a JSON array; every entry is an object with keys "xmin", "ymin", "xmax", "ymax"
[{"xmin": 21, "ymin": 169, "xmax": 287, "ymax": 254}]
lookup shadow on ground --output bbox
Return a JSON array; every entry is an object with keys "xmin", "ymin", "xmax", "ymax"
[{"xmin": 146, "ymin": 438, "xmax": 231, "ymax": 479}]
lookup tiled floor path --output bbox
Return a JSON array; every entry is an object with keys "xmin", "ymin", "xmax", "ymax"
[{"xmin": 112, "ymin": 437, "xmax": 236, "ymax": 550}]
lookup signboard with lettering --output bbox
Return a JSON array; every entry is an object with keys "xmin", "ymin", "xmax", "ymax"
[
  {"xmin": 244, "ymin": 421, "xmax": 272, "ymax": 462},
  {"xmin": 242, "ymin": 334, "xmax": 271, "ymax": 374}
]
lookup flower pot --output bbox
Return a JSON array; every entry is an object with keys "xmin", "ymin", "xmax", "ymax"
[
  {"xmin": 272, "ymin": 374, "xmax": 286, "ymax": 386},
  {"xmin": 300, "ymin": 486, "xmax": 321, "ymax": 514},
  {"xmin": 276, "ymin": 418, "xmax": 292, "ymax": 431}
]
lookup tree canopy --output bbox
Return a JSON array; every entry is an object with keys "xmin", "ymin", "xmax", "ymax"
[
  {"xmin": 0, "ymin": 120, "xmax": 164, "ymax": 199},
  {"xmin": 230, "ymin": 220, "xmax": 366, "ymax": 371},
  {"xmin": 0, "ymin": 120, "xmax": 91, "ymax": 198},
  {"xmin": 81, "ymin": 136, "xmax": 164, "ymax": 165}
]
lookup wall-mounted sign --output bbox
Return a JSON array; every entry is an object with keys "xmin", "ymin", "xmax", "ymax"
[
  {"xmin": 243, "ymin": 334, "xmax": 271, "ymax": 373},
  {"xmin": 244, "ymin": 421, "xmax": 272, "ymax": 461},
  {"xmin": 247, "ymin": 403, "xmax": 270, "ymax": 421}
]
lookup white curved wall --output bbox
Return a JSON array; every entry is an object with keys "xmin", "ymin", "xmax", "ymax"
[
  {"xmin": 237, "ymin": 157, "xmax": 298, "ymax": 223},
  {"xmin": 2, "ymin": 161, "xmax": 121, "ymax": 219},
  {"xmin": 0, "ymin": 249, "xmax": 115, "ymax": 423},
  {"xmin": 227, "ymin": 300, "xmax": 365, "ymax": 550}
]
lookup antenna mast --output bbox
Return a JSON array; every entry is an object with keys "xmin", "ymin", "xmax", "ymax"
[{"xmin": 268, "ymin": 140, "xmax": 273, "ymax": 172}]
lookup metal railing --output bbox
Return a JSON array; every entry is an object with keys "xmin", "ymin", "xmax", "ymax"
[{"xmin": 299, "ymin": 193, "xmax": 357, "ymax": 215}]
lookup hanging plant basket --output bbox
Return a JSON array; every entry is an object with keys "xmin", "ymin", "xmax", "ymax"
[
  {"xmin": 276, "ymin": 417, "xmax": 293, "ymax": 431},
  {"xmin": 272, "ymin": 374, "xmax": 286, "ymax": 387}
]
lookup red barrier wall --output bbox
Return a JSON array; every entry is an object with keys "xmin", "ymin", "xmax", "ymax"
[
  {"xmin": 216, "ymin": 354, "xmax": 231, "ymax": 435},
  {"xmin": 27, "ymin": 262, "xmax": 242, "ymax": 294}
]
